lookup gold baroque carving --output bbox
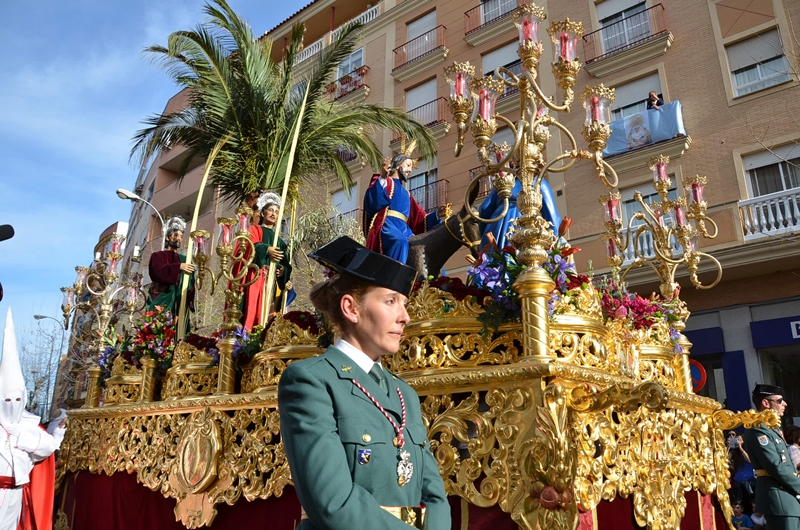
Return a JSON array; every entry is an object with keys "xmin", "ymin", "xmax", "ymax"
[
  {"xmin": 161, "ymin": 343, "xmax": 219, "ymax": 400},
  {"xmin": 102, "ymin": 355, "xmax": 142, "ymax": 405}
]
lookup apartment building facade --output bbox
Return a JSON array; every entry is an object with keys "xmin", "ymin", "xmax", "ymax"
[{"xmin": 266, "ymin": 0, "xmax": 800, "ymax": 416}]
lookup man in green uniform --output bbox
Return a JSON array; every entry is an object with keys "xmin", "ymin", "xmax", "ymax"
[
  {"xmin": 742, "ymin": 383, "xmax": 800, "ymax": 530},
  {"xmin": 278, "ymin": 237, "xmax": 450, "ymax": 530}
]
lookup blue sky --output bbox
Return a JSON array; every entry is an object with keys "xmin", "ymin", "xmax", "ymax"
[{"xmin": 0, "ymin": 0, "xmax": 300, "ymax": 343}]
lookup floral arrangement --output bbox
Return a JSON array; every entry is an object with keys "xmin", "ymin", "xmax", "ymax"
[
  {"xmin": 209, "ymin": 324, "xmax": 265, "ymax": 366},
  {"xmin": 98, "ymin": 330, "xmax": 132, "ymax": 385},
  {"xmin": 267, "ymin": 310, "xmax": 334, "ymax": 348},
  {"xmin": 183, "ymin": 333, "xmax": 220, "ymax": 359},
  {"xmin": 412, "ymin": 275, "xmax": 490, "ymax": 303},
  {"xmin": 466, "ymin": 243, "xmax": 526, "ymax": 333},
  {"xmin": 131, "ymin": 309, "xmax": 178, "ymax": 378},
  {"xmin": 596, "ymin": 273, "xmax": 682, "ymax": 352}
]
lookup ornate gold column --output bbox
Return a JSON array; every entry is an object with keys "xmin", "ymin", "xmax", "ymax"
[{"xmin": 84, "ymin": 365, "xmax": 101, "ymax": 408}]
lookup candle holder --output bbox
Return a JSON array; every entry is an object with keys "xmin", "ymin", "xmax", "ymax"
[
  {"xmin": 444, "ymin": 62, "xmax": 476, "ymax": 157},
  {"xmin": 598, "ymin": 156, "xmax": 721, "ymax": 299},
  {"xmin": 513, "ymin": 3, "xmax": 546, "ymax": 73},
  {"xmin": 60, "ymin": 240, "xmax": 147, "ymax": 407},
  {"xmin": 192, "ymin": 209, "xmax": 259, "ymax": 395},
  {"xmin": 547, "ymin": 19, "xmax": 583, "ymax": 104},
  {"xmin": 468, "ymin": 76, "xmax": 504, "ymax": 157}
]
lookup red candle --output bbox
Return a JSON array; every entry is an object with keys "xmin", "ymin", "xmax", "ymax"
[
  {"xmin": 110, "ymin": 257, "xmax": 119, "ymax": 272},
  {"xmin": 605, "ymin": 198, "xmax": 619, "ymax": 221},
  {"xmin": 522, "ymin": 18, "xmax": 534, "ymax": 42},
  {"xmin": 111, "ymin": 239, "xmax": 120, "ymax": 253},
  {"xmin": 238, "ymin": 212, "xmax": 249, "ymax": 232},
  {"xmin": 455, "ymin": 73, "xmax": 467, "ymax": 97},
  {"xmin": 691, "ymin": 182, "xmax": 704, "ymax": 204},
  {"xmin": 195, "ymin": 235, "xmax": 206, "ymax": 255},
  {"xmin": 220, "ymin": 224, "xmax": 232, "ymax": 246},
  {"xmin": 606, "ymin": 238, "xmax": 617, "ymax": 258},
  {"xmin": 590, "ymin": 96, "xmax": 601, "ymax": 123},
  {"xmin": 654, "ymin": 208, "xmax": 664, "ymax": 226},
  {"xmin": 479, "ymin": 89, "xmax": 491, "ymax": 120},
  {"xmin": 674, "ymin": 204, "xmax": 687, "ymax": 227},
  {"xmin": 560, "ymin": 32, "xmax": 570, "ymax": 60},
  {"xmin": 655, "ymin": 163, "xmax": 668, "ymax": 182}
]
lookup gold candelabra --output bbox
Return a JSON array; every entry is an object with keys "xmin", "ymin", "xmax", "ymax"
[
  {"xmin": 59, "ymin": 234, "xmax": 146, "ymax": 406},
  {"xmin": 599, "ymin": 155, "xmax": 721, "ymax": 298},
  {"xmin": 445, "ymin": 4, "xmax": 598, "ymax": 361},
  {"xmin": 191, "ymin": 205, "xmax": 259, "ymax": 394}
]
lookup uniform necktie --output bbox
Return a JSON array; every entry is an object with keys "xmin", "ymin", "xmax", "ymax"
[{"xmin": 369, "ymin": 364, "xmax": 389, "ymax": 395}]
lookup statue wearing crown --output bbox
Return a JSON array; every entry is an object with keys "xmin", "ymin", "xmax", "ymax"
[
  {"xmin": 146, "ymin": 216, "xmax": 195, "ymax": 316},
  {"xmin": 363, "ymin": 141, "xmax": 442, "ymax": 263}
]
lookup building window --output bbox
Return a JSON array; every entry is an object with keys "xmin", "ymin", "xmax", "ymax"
[
  {"xmin": 744, "ymin": 145, "xmax": 800, "ymax": 197},
  {"xmin": 145, "ymin": 181, "xmax": 155, "ymax": 202},
  {"xmin": 407, "ymin": 10, "xmax": 437, "ymax": 41},
  {"xmin": 481, "ymin": 0, "xmax": 517, "ymax": 25},
  {"xmin": 726, "ymin": 29, "xmax": 790, "ymax": 97},
  {"xmin": 406, "ymin": 78, "xmax": 438, "ymax": 112},
  {"xmin": 338, "ymin": 48, "xmax": 363, "ymax": 78},
  {"xmin": 597, "ymin": 1, "xmax": 649, "ymax": 54},
  {"xmin": 331, "ymin": 187, "xmax": 357, "ymax": 215},
  {"xmin": 408, "ymin": 158, "xmax": 441, "ymax": 213},
  {"xmin": 610, "ymin": 72, "xmax": 661, "ymax": 122}
]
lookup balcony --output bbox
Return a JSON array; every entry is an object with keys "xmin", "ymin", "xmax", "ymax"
[
  {"xmin": 619, "ymin": 226, "xmax": 683, "ymax": 265},
  {"xmin": 326, "ymin": 66, "xmax": 370, "ymax": 103},
  {"xmin": 411, "ymin": 178, "xmax": 449, "ymax": 214},
  {"xmin": 464, "ymin": 0, "xmax": 520, "ymax": 47},
  {"xmin": 495, "ymin": 60, "xmax": 523, "ymax": 115},
  {"xmin": 391, "ymin": 98, "xmax": 451, "ymax": 145},
  {"xmin": 331, "ymin": 208, "xmax": 363, "ymax": 232},
  {"xmin": 603, "ymin": 101, "xmax": 691, "ymax": 173},
  {"xmin": 739, "ymin": 187, "xmax": 800, "ymax": 241},
  {"xmin": 582, "ymin": 4, "xmax": 673, "ymax": 78},
  {"xmin": 469, "ymin": 166, "xmax": 494, "ymax": 200},
  {"xmin": 336, "ymin": 147, "xmax": 364, "ymax": 172},
  {"xmin": 292, "ymin": 3, "xmax": 382, "ymax": 66},
  {"xmin": 392, "ymin": 26, "xmax": 449, "ymax": 82}
]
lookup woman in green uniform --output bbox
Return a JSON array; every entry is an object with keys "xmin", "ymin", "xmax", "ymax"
[{"xmin": 278, "ymin": 236, "xmax": 450, "ymax": 530}]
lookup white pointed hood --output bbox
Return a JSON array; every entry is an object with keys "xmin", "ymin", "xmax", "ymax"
[{"xmin": 0, "ymin": 308, "xmax": 26, "ymax": 425}]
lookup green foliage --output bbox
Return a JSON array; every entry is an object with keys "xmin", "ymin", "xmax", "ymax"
[{"xmin": 130, "ymin": 0, "xmax": 436, "ymax": 205}]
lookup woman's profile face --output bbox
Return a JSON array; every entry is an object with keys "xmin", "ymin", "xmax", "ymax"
[{"xmin": 346, "ymin": 287, "xmax": 410, "ymax": 359}]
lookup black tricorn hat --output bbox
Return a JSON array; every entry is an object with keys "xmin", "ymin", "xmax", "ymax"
[
  {"xmin": 308, "ymin": 236, "xmax": 418, "ymax": 297},
  {"xmin": 753, "ymin": 383, "xmax": 784, "ymax": 397}
]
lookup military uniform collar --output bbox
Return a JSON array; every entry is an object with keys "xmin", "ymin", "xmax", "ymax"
[
  {"xmin": 323, "ymin": 346, "xmax": 402, "ymax": 415},
  {"xmin": 334, "ymin": 338, "xmax": 381, "ymax": 376}
]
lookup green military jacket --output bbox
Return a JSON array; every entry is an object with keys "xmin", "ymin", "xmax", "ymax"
[
  {"xmin": 742, "ymin": 424, "xmax": 800, "ymax": 517},
  {"xmin": 278, "ymin": 347, "xmax": 451, "ymax": 530}
]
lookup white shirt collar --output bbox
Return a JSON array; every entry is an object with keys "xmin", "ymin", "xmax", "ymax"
[{"xmin": 334, "ymin": 338, "xmax": 382, "ymax": 374}]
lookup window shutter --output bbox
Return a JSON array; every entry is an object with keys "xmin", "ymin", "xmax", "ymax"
[
  {"xmin": 610, "ymin": 72, "xmax": 660, "ymax": 109},
  {"xmin": 726, "ymin": 29, "xmax": 783, "ymax": 72},
  {"xmin": 597, "ymin": 0, "xmax": 642, "ymax": 21},
  {"xmin": 743, "ymin": 143, "xmax": 800, "ymax": 171},
  {"xmin": 406, "ymin": 79, "xmax": 438, "ymax": 111},
  {"xmin": 482, "ymin": 42, "xmax": 519, "ymax": 75},
  {"xmin": 407, "ymin": 11, "xmax": 437, "ymax": 41}
]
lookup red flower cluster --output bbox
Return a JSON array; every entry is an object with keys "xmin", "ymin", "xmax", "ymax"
[
  {"xmin": 183, "ymin": 333, "xmax": 219, "ymax": 353},
  {"xmin": 565, "ymin": 274, "xmax": 590, "ymax": 290},
  {"xmin": 414, "ymin": 276, "xmax": 490, "ymax": 303},
  {"xmin": 282, "ymin": 311, "xmax": 323, "ymax": 335}
]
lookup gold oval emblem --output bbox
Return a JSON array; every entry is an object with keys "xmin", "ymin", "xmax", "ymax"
[{"xmin": 362, "ymin": 434, "xmax": 372, "ymax": 443}]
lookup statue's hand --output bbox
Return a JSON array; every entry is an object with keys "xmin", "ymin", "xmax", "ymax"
[
  {"xmin": 267, "ymin": 247, "xmax": 284, "ymax": 262},
  {"xmin": 381, "ymin": 157, "xmax": 391, "ymax": 177},
  {"xmin": 179, "ymin": 263, "xmax": 195, "ymax": 273}
]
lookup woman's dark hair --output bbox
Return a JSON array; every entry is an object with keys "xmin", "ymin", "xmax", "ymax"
[
  {"xmin": 309, "ymin": 273, "xmax": 374, "ymax": 332},
  {"xmin": 786, "ymin": 425, "xmax": 800, "ymax": 445}
]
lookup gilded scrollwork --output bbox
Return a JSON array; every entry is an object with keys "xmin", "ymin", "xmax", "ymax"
[
  {"xmin": 390, "ymin": 330, "xmax": 522, "ymax": 372},
  {"xmin": 102, "ymin": 355, "xmax": 142, "ymax": 405},
  {"xmin": 405, "ymin": 283, "xmax": 485, "ymax": 323}
]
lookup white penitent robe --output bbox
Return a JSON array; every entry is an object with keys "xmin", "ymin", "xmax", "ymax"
[{"xmin": 0, "ymin": 411, "xmax": 62, "ymax": 530}]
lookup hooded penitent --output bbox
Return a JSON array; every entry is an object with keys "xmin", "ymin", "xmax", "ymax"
[{"xmin": 0, "ymin": 308, "xmax": 26, "ymax": 426}]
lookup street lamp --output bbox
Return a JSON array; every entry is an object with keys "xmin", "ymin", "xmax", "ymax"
[
  {"xmin": 33, "ymin": 314, "xmax": 66, "ymax": 421},
  {"xmin": 116, "ymin": 187, "xmax": 166, "ymax": 251}
]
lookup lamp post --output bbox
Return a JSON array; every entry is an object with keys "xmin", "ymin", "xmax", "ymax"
[
  {"xmin": 33, "ymin": 314, "xmax": 66, "ymax": 420},
  {"xmin": 116, "ymin": 188, "xmax": 166, "ymax": 251}
]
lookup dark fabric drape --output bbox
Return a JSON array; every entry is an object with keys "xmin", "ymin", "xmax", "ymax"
[{"xmin": 60, "ymin": 471, "xmax": 725, "ymax": 530}]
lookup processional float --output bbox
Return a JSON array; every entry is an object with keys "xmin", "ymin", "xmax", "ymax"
[{"xmin": 57, "ymin": 5, "xmax": 776, "ymax": 530}]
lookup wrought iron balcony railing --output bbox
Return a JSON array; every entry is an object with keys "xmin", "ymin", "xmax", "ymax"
[
  {"xmin": 464, "ymin": 0, "xmax": 520, "ymax": 35},
  {"xmin": 739, "ymin": 187, "xmax": 800, "ymax": 241},
  {"xmin": 326, "ymin": 66, "xmax": 370, "ymax": 99},
  {"xmin": 582, "ymin": 4, "xmax": 668, "ymax": 64},
  {"xmin": 392, "ymin": 98, "xmax": 449, "ymax": 144},
  {"xmin": 497, "ymin": 61, "xmax": 523, "ymax": 100},
  {"xmin": 292, "ymin": 3, "xmax": 382, "ymax": 66},
  {"xmin": 330, "ymin": 208, "xmax": 363, "ymax": 231},
  {"xmin": 411, "ymin": 177, "xmax": 448, "ymax": 214},
  {"xmin": 469, "ymin": 166, "xmax": 494, "ymax": 199},
  {"xmin": 393, "ymin": 26, "xmax": 447, "ymax": 71},
  {"xmin": 336, "ymin": 147, "xmax": 358, "ymax": 164}
]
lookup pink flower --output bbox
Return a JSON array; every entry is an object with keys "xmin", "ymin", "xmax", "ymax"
[{"xmin": 614, "ymin": 305, "xmax": 628, "ymax": 319}]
